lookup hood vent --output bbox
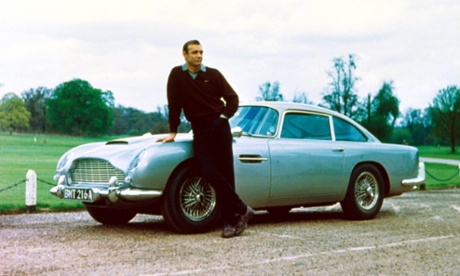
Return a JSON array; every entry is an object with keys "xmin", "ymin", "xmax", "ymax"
[{"xmin": 106, "ymin": 140, "xmax": 129, "ymax": 145}]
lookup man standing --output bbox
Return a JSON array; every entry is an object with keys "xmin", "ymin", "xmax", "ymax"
[{"xmin": 157, "ymin": 40, "xmax": 254, "ymax": 238}]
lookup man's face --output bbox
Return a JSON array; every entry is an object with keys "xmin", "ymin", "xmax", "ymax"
[{"xmin": 183, "ymin": 44, "xmax": 203, "ymax": 69}]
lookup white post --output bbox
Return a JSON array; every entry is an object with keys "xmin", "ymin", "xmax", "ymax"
[{"xmin": 26, "ymin": 170, "xmax": 37, "ymax": 213}]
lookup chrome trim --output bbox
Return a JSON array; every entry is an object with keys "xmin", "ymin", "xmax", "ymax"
[
  {"xmin": 402, "ymin": 162, "xmax": 425, "ymax": 186},
  {"xmin": 238, "ymin": 155, "xmax": 268, "ymax": 163},
  {"xmin": 238, "ymin": 157, "xmax": 268, "ymax": 161},
  {"xmin": 50, "ymin": 185, "xmax": 162, "ymax": 202},
  {"xmin": 70, "ymin": 159, "xmax": 125, "ymax": 184},
  {"xmin": 231, "ymin": 126, "xmax": 243, "ymax": 138},
  {"xmin": 116, "ymin": 189, "xmax": 162, "ymax": 201}
]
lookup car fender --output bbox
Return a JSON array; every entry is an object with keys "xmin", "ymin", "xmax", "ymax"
[{"xmin": 129, "ymin": 140, "xmax": 194, "ymax": 191}]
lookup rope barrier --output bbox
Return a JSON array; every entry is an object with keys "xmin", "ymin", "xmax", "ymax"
[
  {"xmin": 425, "ymin": 169, "xmax": 460, "ymax": 182},
  {"xmin": 0, "ymin": 179, "xmax": 26, "ymax": 193},
  {"xmin": 37, "ymin": 178, "xmax": 57, "ymax": 187},
  {"xmin": 1, "ymin": 167, "xmax": 459, "ymax": 194},
  {"xmin": 0, "ymin": 178, "xmax": 55, "ymax": 194}
]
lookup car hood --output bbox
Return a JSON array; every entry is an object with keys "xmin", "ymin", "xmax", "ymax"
[{"xmin": 69, "ymin": 133, "xmax": 193, "ymax": 172}]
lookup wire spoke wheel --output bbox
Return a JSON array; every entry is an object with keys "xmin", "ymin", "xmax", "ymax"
[
  {"xmin": 341, "ymin": 164, "xmax": 384, "ymax": 220},
  {"xmin": 354, "ymin": 171, "xmax": 379, "ymax": 210},
  {"xmin": 179, "ymin": 176, "xmax": 216, "ymax": 222},
  {"xmin": 162, "ymin": 165, "xmax": 220, "ymax": 233}
]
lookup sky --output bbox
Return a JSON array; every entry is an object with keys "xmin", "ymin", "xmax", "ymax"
[{"xmin": 1, "ymin": 0, "xmax": 459, "ymax": 114}]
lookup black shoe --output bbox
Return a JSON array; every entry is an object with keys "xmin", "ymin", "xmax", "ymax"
[
  {"xmin": 235, "ymin": 206, "xmax": 255, "ymax": 236},
  {"xmin": 221, "ymin": 223, "xmax": 235, "ymax": 238}
]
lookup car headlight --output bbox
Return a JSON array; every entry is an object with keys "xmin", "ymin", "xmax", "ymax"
[
  {"xmin": 56, "ymin": 149, "xmax": 75, "ymax": 171},
  {"xmin": 128, "ymin": 149, "xmax": 146, "ymax": 175}
]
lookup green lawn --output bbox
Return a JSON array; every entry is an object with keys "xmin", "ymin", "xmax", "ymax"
[
  {"xmin": 418, "ymin": 145, "xmax": 460, "ymax": 160},
  {"xmin": 1, "ymin": 134, "xmax": 459, "ymax": 213},
  {"xmin": 418, "ymin": 145, "xmax": 460, "ymax": 189},
  {"xmin": 0, "ymin": 133, "xmax": 117, "ymax": 212}
]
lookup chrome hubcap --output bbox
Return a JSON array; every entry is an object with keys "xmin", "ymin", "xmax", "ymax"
[
  {"xmin": 355, "ymin": 171, "xmax": 379, "ymax": 210},
  {"xmin": 180, "ymin": 177, "xmax": 216, "ymax": 221}
]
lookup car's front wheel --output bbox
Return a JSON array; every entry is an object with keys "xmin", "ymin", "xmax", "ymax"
[
  {"xmin": 85, "ymin": 206, "xmax": 137, "ymax": 225},
  {"xmin": 161, "ymin": 165, "xmax": 221, "ymax": 233},
  {"xmin": 340, "ymin": 164, "xmax": 384, "ymax": 220}
]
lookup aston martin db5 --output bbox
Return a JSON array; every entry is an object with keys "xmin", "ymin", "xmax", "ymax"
[{"xmin": 50, "ymin": 102, "xmax": 425, "ymax": 233}]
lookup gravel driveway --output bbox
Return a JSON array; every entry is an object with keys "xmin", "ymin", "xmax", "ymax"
[{"xmin": 1, "ymin": 189, "xmax": 460, "ymax": 275}]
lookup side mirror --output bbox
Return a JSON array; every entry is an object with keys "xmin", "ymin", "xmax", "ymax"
[{"xmin": 231, "ymin": 126, "xmax": 242, "ymax": 138}]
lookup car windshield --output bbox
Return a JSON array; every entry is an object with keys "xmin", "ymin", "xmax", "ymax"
[{"xmin": 229, "ymin": 106, "xmax": 279, "ymax": 137}]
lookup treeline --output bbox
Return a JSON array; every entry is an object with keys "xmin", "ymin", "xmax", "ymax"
[
  {"xmin": 255, "ymin": 54, "xmax": 459, "ymax": 152},
  {"xmin": 1, "ymin": 54, "xmax": 460, "ymax": 151},
  {"xmin": 0, "ymin": 79, "xmax": 190, "ymax": 137}
]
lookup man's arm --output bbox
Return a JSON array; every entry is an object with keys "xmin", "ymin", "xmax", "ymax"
[
  {"xmin": 167, "ymin": 68, "xmax": 183, "ymax": 133},
  {"xmin": 218, "ymin": 70, "xmax": 239, "ymax": 119},
  {"xmin": 157, "ymin": 68, "xmax": 182, "ymax": 143}
]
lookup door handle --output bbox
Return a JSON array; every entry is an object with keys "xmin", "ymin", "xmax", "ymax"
[
  {"xmin": 238, "ymin": 154, "xmax": 268, "ymax": 163},
  {"xmin": 332, "ymin": 148, "xmax": 344, "ymax": 152}
]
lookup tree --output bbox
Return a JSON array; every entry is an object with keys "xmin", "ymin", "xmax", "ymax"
[
  {"xmin": 256, "ymin": 81, "xmax": 283, "ymax": 101},
  {"xmin": 364, "ymin": 81, "xmax": 400, "ymax": 142},
  {"xmin": 292, "ymin": 92, "xmax": 312, "ymax": 104},
  {"xmin": 0, "ymin": 93, "xmax": 31, "ymax": 134},
  {"xmin": 322, "ymin": 54, "xmax": 360, "ymax": 118},
  {"xmin": 403, "ymin": 108, "xmax": 432, "ymax": 145},
  {"xmin": 47, "ymin": 79, "xmax": 114, "ymax": 136},
  {"xmin": 429, "ymin": 85, "xmax": 460, "ymax": 153},
  {"xmin": 109, "ymin": 105, "xmax": 190, "ymax": 136},
  {"xmin": 21, "ymin": 87, "xmax": 52, "ymax": 133}
]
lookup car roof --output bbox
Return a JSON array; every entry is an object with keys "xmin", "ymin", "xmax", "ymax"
[
  {"xmin": 240, "ymin": 101, "xmax": 347, "ymax": 118},
  {"xmin": 239, "ymin": 101, "xmax": 380, "ymax": 142}
]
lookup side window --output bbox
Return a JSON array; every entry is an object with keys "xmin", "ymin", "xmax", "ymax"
[
  {"xmin": 230, "ymin": 106, "xmax": 279, "ymax": 136},
  {"xmin": 281, "ymin": 113, "xmax": 331, "ymax": 140},
  {"xmin": 333, "ymin": 117, "xmax": 367, "ymax": 142}
]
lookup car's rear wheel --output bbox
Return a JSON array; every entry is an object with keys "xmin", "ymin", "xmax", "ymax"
[
  {"xmin": 85, "ymin": 206, "xmax": 137, "ymax": 225},
  {"xmin": 340, "ymin": 164, "xmax": 384, "ymax": 220},
  {"xmin": 161, "ymin": 165, "xmax": 221, "ymax": 233}
]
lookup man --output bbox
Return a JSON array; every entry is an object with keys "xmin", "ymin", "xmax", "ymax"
[{"xmin": 157, "ymin": 40, "xmax": 254, "ymax": 238}]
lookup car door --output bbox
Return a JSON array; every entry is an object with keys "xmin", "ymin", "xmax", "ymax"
[
  {"xmin": 268, "ymin": 111, "xmax": 347, "ymax": 206},
  {"xmin": 229, "ymin": 105, "xmax": 279, "ymax": 208},
  {"xmin": 233, "ymin": 137, "xmax": 271, "ymax": 208}
]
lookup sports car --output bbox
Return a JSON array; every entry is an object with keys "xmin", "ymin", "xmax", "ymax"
[{"xmin": 50, "ymin": 102, "xmax": 425, "ymax": 233}]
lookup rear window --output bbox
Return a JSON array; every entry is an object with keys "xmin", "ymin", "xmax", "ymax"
[{"xmin": 333, "ymin": 117, "xmax": 367, "ymax": 142}]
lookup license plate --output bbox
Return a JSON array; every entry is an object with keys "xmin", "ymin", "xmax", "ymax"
[{"xmin": 64, "ymin": 188, "xmax": 94, "ymax": 201}]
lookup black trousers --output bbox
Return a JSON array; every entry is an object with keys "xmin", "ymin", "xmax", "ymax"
[{"xmin": 192, "ymin": 117, "xmax": 247, "ymax": 224}]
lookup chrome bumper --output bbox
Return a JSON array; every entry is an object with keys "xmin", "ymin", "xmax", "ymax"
[
  {"xmin": 50, "ymin": 184, "xmax": 162, "ymax": 203},
  {"xmin": 401, "ymin": 162, "xmax": 425, "ymax": 186}
]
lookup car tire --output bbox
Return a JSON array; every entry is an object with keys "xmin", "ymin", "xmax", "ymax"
[
  {"xmin": 161, "ymin": 165, "xmax": 221, "ymax": 234},
  {"xmin": 85, "ymin": 206, "xmax": 136, "ymax": 225},
  {"xmin": 340, "ymin": 164, "xmax": 384, "ymax": 220}
]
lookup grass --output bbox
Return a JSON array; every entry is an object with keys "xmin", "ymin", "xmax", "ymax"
[
  {"xmin": 423, "ymin": 163, "xmax": 460, "ymax": 189},
  {"xmin": 418, "ymin": 145, "xmax": 460, "ymax": 189},
  {"xmin": 1, "ymin": 134, "xmax": 460, "ymax": 213},
  {"xmin": 417, "ymin": 145, "xmax": 460, "ymax": 160},
  {"xmin": 0, "ymin": 133, "xmax": 118, "ymax": 213}
]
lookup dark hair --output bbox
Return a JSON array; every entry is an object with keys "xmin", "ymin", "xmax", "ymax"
[{"xmin": 183, "ymin": 40, "xmax": 201, "ymax": 53}]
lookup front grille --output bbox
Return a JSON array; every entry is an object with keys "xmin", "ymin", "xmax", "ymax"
[{"xmin": 70, "ymin": 159, "xmax": 125, "ymax": 184}]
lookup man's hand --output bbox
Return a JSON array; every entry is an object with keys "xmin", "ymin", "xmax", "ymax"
[{"xmin": 156, "ymin": 133, "xmax": 176, "ymax": 143}]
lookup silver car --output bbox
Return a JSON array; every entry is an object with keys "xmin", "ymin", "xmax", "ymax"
[{"xmin": 50, "ymin": 102, "xmax": 425, "ymax": 233}]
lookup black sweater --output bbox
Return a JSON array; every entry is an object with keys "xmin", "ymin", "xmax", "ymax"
[{"xmin": 166, "ymin": 66, "xmax": 239, "ymax": 133}]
